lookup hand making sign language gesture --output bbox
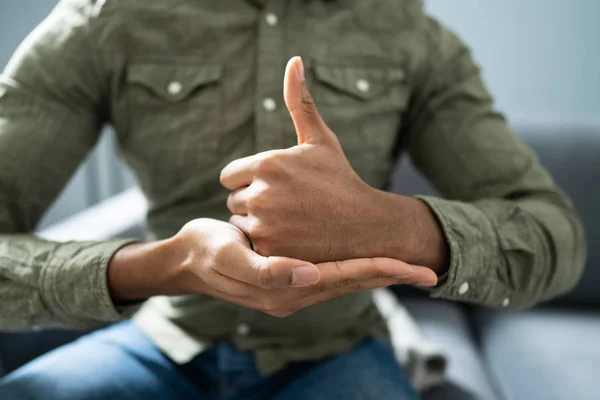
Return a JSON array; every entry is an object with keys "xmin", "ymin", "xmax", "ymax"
[{"xmin": 213, "ymin": 56, "xmax": 443, "ymax": 317}]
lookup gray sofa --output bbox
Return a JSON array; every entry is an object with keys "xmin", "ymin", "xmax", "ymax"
[{"xmin": 1, "ymin": 124, "xmax": 597, "ymax": 400}]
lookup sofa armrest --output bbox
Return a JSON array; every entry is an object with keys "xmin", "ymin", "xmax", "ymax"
[{"xmin": 36, "ymin": 187, "xmax": 148, "ymax": 241}]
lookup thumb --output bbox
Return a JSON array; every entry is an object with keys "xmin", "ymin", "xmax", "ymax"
[
  {"xmin": 243, "ymin": 246, "xmax": 321, "ymax": 289},
  {"xmin": 283, "ymin": 56, "xmax": 331, "ymax": 145}
]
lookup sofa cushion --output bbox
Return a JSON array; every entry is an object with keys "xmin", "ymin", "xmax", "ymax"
[
  {"xmin": 401, "ymin": 298, "xmax": 500, "ymax": 400},
  {"xmin": 474, "ymin": 307, "xmax": 600, "ymax": 400},
  {"xmin": 515, "ymin": 125, "xmax": 599, "ymax": 305},
  {"xmin": 391, "ymin": 123, "xmax": 600, "ymax": 306}
]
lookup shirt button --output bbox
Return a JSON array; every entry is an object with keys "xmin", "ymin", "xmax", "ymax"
[
  {"xmin": 458, "ymin": 282, "xmax": 470, "ymax": 295},
  {"xmin": 355, "ymin": 78, "xmax": 370, "ymax": 93},
  {"xmin": 236, "ymin": 323, "xmax": 250, "ymax": 336},
  {"xmin": 502, "ymin": 297, "xmax": 510, "ymax": 308},
  {"xmin": 262, "ymin": 97, "xmax": 276, "ymax": 112},
  {"xmin": 167, "ymin": 81, "xmax": 183, "ymax": 96},
  {"xmin": 265, "ymin": 12, "xmax": 278, "ymax": 27}
]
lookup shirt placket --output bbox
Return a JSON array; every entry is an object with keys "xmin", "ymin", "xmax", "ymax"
[
  {"xmin": 254, "ymin": 0, "xmax": 287, "ymax": 153},
  {"xmin": 234, "ymin": 0, "xmax": 289, "ymax": 341}
]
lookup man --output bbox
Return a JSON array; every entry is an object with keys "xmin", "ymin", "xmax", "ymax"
[{"xmin": 0, "ymin": 0, "xmax": 586, "ymax": 398}]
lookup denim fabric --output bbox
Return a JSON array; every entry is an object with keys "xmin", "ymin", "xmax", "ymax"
[{"xmin": 0, "ymin": 321, "xmax": 419, "ymax": 400}]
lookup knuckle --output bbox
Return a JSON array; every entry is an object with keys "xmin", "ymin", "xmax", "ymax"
[
  {"xmin": 246, "ymin": 187, "xmax": 271, "ymax": 213},
  {"xmin": 204, "ymin": 263, "xmax": 221, "ymax": 279},
  {"xmin": 245, "ymin": 194, "xmax": 261, "ymax": 212},
  {"xmin": 339, "ymin": 278, "xmax": 358, "ymax": 288},
  {"xmin": 365, "ymin": 258, "xmax": 383, "ymax": 277},
  {"xmin": 324, "ymin": 278, "xmax": 357, "ymax": 290},
  {"xmin": 256, "ymin": 154, "xmax": 276, "ymax": 175},
  {"xmin": 252, "ymin": 240, "xmax": 274, "ymax": 257},
  {"xmin": 246, "ymin": 220, "xmax": 264, "ymax": 238},
  {"xmin": 257, "ymin": 152, "xmax": 287, "ymax": 177},
  {"xmin": 226, "ymin": 194, "xmax": 238, "ymax": 211},
  {"xmin": 300, "ymin": 102, "xmax": 317, "ymax": 117},
  {"xmin": 212, "ymin": 242, "xmax": 237, "ymax": 265},
  {"xmin": 372, "ymin": 260, "xmax": 390, "ymax": 279},
  {"xmin": 301, "ymin": 91, "xmax": 316, "ymax": 108},
  {"xmin": 255, "ymin": 264, "xmax": 273, "ymax": 290},
  {"xmin": 351, "ymin": 282, "xmax": 366, "ymax": 292},
  {"xmin": 254, "ymin": 158, "xmax": 269, "ymax": 175},
  {"xmin": 216, "ymin": 240, "xmax": 238, "ymax": 255}
]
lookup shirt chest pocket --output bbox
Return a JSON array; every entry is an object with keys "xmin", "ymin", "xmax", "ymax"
[
  {"xmin": 125, "ymin": 63, "xmax": 224, "ymax": 172},
  {"xmin": 310, "ymin": 63, "xmax": 409, "ymax": 187}
]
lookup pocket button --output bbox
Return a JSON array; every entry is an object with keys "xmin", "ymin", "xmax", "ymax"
[
  {"xmin": 355, "ymin": 78, "xmax": 370, "ymax": 94},
  {"xmin": 167, "ymin": 81, "xmax": 183, "ymax": 96},
  {"xmin": 265, "ymin": 12, "xmax": 278, "ymax": 27},
  {"xmin": 262, "ymin": 97, "xmax": 277, "ymax": 112}
]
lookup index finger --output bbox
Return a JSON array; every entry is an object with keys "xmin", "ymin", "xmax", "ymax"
[
  {"xmin": 220, "ymin": 149, "xmax": 286, "ymax": 190},
  {"xmin": 220, "ymin": 153, "xmax": 263, "ymax": 190}
]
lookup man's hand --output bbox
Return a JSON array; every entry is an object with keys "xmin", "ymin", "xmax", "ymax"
[
  {"xmin": 220, "ymin": 57, "xmax": 449, "ymax": 272},
  {"xmin": 108, "ymin": 219, "xmax": 438, "ymax": 317},
  {"xmin": 221, "ymin": 56, "xmax": 381, "ymax": 263}
]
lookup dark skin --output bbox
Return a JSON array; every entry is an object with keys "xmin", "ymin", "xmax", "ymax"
[
  {"xmin": 107, "ymin": 57, "xmax": 446, "ymax": 318},
  {"xmin": 222, "ymin": 57, "xmax": 449, "ymax": 273}
]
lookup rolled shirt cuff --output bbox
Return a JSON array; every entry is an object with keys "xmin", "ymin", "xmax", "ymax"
[{"xmin": 41, "ymin": 238, "xmax": 140, "ymax": 325}]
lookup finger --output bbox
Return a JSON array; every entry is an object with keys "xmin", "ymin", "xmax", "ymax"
[
  {"xmin": 220, "ymin": 151, "xmax": 276, "ymax": 191},
  {"xmin": 227, "ymin": 187, "xmax": 251, "ymax": 215},
  {"xmin": 283, "ymin": 56, "xmax": 334, "ymax": 145},
  {"xmin": 287, "ymin": 276, "xmax": 406, "ymax": 312},
  {"xmin": 200, "ymin": 263, "xmax": 258, "ymax": 298},
  {"xmin": 300, "ymin": 258, "xmax": 437, "ymax": 297},
  {"xmin": 197, "ymin": 280, "xmax": 266, "ymax": 311},
  {"xmin": 215, "ymin": 241, "xmax": 321, "ymax": 290},
  {"xmin": 283, "ymin": 266, "xmax": 438, "ymax": 314},
  {"xmin": 228, "ymin": 214, "xmax": 253, "ymax": 237}
]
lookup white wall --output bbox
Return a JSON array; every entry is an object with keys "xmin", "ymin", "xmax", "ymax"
[{"xmin": 426, "ymin": 0, "xmax": 600, "ymax": 123}]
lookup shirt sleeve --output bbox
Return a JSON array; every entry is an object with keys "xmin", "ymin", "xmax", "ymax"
[
  {"xmin": 404, "ymin": 12, "xmax": 587, "ymax": 309},
  {"xmin": 0, "ymin": 0, "xmax": 137, "ymax": 330}
]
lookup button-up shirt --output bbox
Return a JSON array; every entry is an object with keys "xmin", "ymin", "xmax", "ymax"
[{"xmin": 0, "ymin": 0, "xmax": 586, "ymax": 375}]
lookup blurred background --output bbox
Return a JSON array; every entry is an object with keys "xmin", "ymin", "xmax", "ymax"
[{"xmin": 1, "ymin": 0, "xmax": 599, "ymax": 229}]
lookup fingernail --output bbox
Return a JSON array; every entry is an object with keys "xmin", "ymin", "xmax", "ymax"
[
  {"xmin": 296, "ymin": 57, "xmax": 305, "ymax": 81},
  {"xmin": 292, "ymin": 265, "xmax": 319, "ymax": 286},
  {"xmin": 417, "ymin": 278, "xmax": 438, "ymax": 288}
]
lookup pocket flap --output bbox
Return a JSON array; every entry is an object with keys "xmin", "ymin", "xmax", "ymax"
[
  {"xmin": 313, "ymin": 64, "xmax": 405, "ymax": 101},
  {"xmin": 127, "ymin": 63, "xmax": 222, "ymax": 102}
]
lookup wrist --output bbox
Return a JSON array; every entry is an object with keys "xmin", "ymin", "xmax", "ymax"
[
  {"xmin": 365, "ymin": 189, "xmax": 449, "ymax": 274},
  {"xmin": 107, "ymin": 236, "xmax": 191, "ymax": 304}
]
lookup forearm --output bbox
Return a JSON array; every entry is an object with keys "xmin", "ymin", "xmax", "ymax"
[{"xmin": 0, "ymin": 235, "xmax": 137, "ymax": 331}]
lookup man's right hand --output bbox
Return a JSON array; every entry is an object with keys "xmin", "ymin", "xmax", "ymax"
[{"xmin": 108, "ymin": 218, "xmax": 437, "ymax": 318}]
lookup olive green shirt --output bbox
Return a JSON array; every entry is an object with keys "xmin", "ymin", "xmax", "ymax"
[{"xmin": 0, "ymin": 0, "xmax": 586, "ymax": 375}]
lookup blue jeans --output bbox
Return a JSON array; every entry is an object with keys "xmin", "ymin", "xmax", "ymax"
[{"xmin": 0, "ymin": 321, "xmax": 420, "ymax": 400}]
